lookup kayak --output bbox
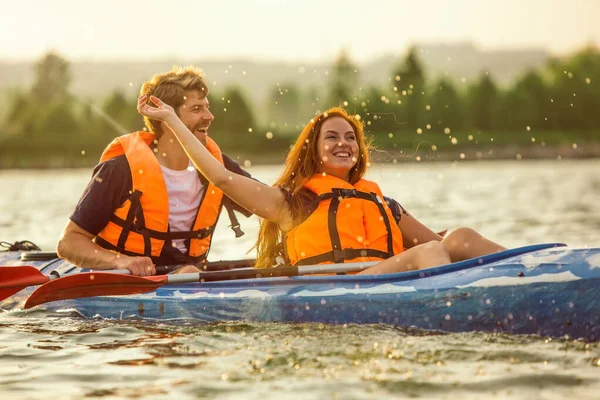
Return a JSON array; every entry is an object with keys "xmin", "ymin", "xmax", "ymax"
[{"xmin": 1, "ymin": 243, "xmax": 599, "ymax": 340}]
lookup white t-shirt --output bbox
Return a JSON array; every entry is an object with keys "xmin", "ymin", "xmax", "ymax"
[{"xmin": 160, "ymin": 163, "xmax": 205, "ymax": 252}]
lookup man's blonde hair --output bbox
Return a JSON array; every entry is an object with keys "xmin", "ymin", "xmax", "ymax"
[{"xmin": 140, "ymin": 65, "xmax": 209, "ymax": 137}]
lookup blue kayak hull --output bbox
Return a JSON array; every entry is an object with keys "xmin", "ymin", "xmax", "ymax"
[{"xmin": 1, "ymin": 244, "xmax": 599, "ymax": 340}]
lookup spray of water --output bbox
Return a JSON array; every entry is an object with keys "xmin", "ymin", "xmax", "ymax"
[{"xmin": 69, "ymin": 93, "xmax": 130, "ymax": 136}]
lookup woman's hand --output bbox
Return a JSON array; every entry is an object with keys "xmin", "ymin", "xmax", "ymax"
[{"xmin": 137, "ymin": 94, "xmax": 176, "ymax": 122}]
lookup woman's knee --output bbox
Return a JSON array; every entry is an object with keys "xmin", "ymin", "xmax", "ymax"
[
  {"xmin": 413, "ymin": 241, "xmax": 451, "ymax": 266},
  {"xmin": 414, "ymin": 240, "xmax": 444, "ymax": 251},
  {"xmin": 442, "ymin": 227, "xmax": 480, "ymax": 248}
]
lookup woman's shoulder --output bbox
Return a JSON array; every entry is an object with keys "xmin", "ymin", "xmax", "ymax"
[{"xmin": 276, "ymin": 186, "xmax": 317, "ymax": 231}]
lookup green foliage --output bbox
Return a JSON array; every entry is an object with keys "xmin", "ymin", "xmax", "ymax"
[
  {"xmin": 102, "ymin": 90, "xmax": 143, "ymax": 133},
  {"xmin": 545, "ymin": 47, "xmax": 600, "ymax": 130},
  {"xmin": 1, "ymin": 46, "xmax": 600, "ymax": 168},
  {"xmin": 326, "ymin": 50, "xmax": 359, "ymax": 108},
  {"xmin": 391, "ymin": 47, "xmax": 426, "ymax": 130},
  {"xmin": 209, "ymin": 85, "xmax": 257, "ymax": 151},
  {"xmin": 425, "ymin": 77, "xmax": 465, "ymax": 133},
  {"xmin": 267, "ymin": 83, "xmax": 303, "ymax": 131},
  {"xmin": 498, "ymin": 70, "xmax": 549, "ymax": 131},
  {"xmin": 31, "ymin": 52, "xmax": 71, "ymax": 103},
  {"xmin": 467, "ymin": 72, "xmax": 498, "ymax": 131}
]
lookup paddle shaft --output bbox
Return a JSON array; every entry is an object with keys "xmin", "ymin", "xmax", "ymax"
[
  {"xmin": 74, "ymin": 259, "xmax": 255, "ymax": 275},
  {"xmin": 165, "ymin": 261, "xmax": 379, "ymax": 284}
]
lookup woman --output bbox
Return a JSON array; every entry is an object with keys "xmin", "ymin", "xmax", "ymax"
[{"xmin": 138, "ymin": 94, "xmax": 505, "ymax": 274}]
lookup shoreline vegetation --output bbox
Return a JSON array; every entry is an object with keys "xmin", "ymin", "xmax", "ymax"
[
  {"xmin": 1, "ymin": 140, "xmax": 598, "ymax": 169},
  {"xmin": 1, "ymin": 45, "xmax": 599, "ymax": 169}
]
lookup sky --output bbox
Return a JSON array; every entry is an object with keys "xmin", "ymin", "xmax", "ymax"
[{"xmin": 1, "ymin": 0, "xmax": 599, "ymax": 63}]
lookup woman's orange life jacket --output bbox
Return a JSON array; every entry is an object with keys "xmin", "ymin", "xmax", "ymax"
[
  {"xmin": 284, "ymin": 173, "xmax": 404, "ymax": 266},
  {"xmin": 96, "ymin": 131, "xmax": 224, "ymax": 260}
]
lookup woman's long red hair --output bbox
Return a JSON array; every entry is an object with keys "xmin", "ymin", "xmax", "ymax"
[{"xmin": 253, "ymin": 107, "xmax": 372, "ymax": 268}]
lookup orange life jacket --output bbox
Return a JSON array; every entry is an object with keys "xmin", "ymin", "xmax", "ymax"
[
  {"xmin": 96, "ymin": 131, "xmax": 224, "ymax": 260},
  {"xmin": 284, "ymin": 173, "xmax": 404, "ymax": 266}
]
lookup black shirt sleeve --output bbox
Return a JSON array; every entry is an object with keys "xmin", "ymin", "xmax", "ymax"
[
  {"xmin": 222, "ymin": 153, "xmax": 253, "ymax": 179},
  {"xmin": 70, "ymin": 155, "xmax": 132, "ymax": 235},
  {"xmin": 384, "ymin": 196, "xmax": 409, "ymax": 225}
]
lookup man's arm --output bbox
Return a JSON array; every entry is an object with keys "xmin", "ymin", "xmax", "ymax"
[
  {"xmin": 57, "ymin": 157, "xmax": 155, "ymax": 276},
  {"xmin": 57, "ymin": 220, "xmax": 155, "ymax": 276}
]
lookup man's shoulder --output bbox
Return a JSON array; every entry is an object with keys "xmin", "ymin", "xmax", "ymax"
[
  {"xmin": 93, "ymin": 154, "xmax": 130, "ymax": 176},
  {"xmin": 71, "ymin": 155, "xmax": 132, "ymax": 236},
  {"xmin": 221, "ymin": 152, "xmax": 241, "ymax": 169},
  {"xmin": 221, "ymin": 152, "xmax": 252, "ymax": 178}
]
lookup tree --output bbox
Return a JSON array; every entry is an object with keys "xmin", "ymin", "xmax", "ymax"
[
  {"xmin": 496, "ymin": 70, "xmax": 549, "ymax": 131},
  {"xmin": 362, "ymin": 85, "xmax": 397, "ymax": 135},
  {"xmin": 426, "ymin": 77, "xmax": 465, "ymax": 132},
  {"xmin": 31, "ymin": 52, "xmax": 71, "ymax": 104},
  {"xmin": 545, "ymin": 47, "xmax": 600, "ymax": 130},
  {"xmin": 467, "ymin": 71, "xmax": 498, "ymax": 131},
  {"xmin": 302, "ymin": 85, "xmax": 322, "ymax": 120},
  {"xmin": 6, "ymin": 52, "xmax": 80, "ymax": 138},
  {"xmin": 326, "ymin": 49, "xmax": 359, "ymax": 108},
  {"xmin": 34, "ymin": 101, "xmax": 80, "ymax": 137},
  {"xmin": 102, "ymin": 90, "xmax": 142, "ymax": 134},
  {"xmin": 266, "ymin": 83, "xmax": 303, "ymax": 132},
  {"xmin": 5, "ymin": 89, "xmax": 32, "ymax": 136},
  {"xmin": 210, "ymin": 86, "xmax": 256, "ymax": 148},
  {"xmin": 391, "ymin": 47, "xmax": 426, "ymax": 131}
]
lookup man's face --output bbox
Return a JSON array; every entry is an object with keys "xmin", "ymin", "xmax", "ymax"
[{"xmin": 176, "ymin": 90, "xmax": 214, "ymax": 146}]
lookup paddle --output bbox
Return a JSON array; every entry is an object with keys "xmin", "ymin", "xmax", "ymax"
[
  {"xmin": 23, "ymin": 261, "xmax": 379, "ymax": 309},
  {"xmin": 0, "ymin": 265, "xmax": 129, "ymax": 301},
  {"xmin": 0, "ymin": 266, "xmax": 57, "ymax": 302},
  {"xmin": 0, "ymin": 259, "xmax": 255, "ymax": 302}
]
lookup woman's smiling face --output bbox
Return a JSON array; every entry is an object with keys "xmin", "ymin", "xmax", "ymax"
[{"xmin": 316, "ymin": 116, "xmax": 359, "ymax": 181}]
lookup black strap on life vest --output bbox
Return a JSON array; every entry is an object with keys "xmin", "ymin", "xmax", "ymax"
[
  {"xmin": 225, "ymin": 202, "xmax": 245, "ymax": 238},
  {"xmin": 292, "ymin": 188, "xmax": 396, "ymax": 266},
  {"xmin": 109, "ymin": 189, "xmax": 217, "ymax": 257}
]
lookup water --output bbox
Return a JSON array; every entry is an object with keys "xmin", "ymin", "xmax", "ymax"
[{"xmin": 1, "ymin": 159, "xmax": 600, "ymax": 399}]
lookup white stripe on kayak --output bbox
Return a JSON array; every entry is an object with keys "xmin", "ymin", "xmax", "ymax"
[
  {"xmin": 171, "ymin": 289, "xmax": 272, "ymax": 299},
  {"xmin": 291, "ymin": 283, "xmax": 417, "ymax": 297},
  {"xmin": 456, "ymin": 271, "xmax": 580, "ymax": 288},
  {"xmin": 521, "ymin": 251, "xmax": 572, "ymax": 269},
  {"xmin": 113, "ymin": 289, "xmax": 273, "ymax": 300}
]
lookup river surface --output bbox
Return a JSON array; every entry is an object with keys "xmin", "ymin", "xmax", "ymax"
[{"xmin": 1, "ymin": 159, "xmax": 599, "ymax": 399}]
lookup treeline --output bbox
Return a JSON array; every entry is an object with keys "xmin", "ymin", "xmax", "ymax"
[{"xmin": 0, "ymin": 46, "xmax": 599, "ymax": 167}]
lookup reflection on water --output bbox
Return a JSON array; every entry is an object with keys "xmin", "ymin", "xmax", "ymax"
[{"xmin": 1, "ymin": 159, "xmax": 599, "ymax": 399}]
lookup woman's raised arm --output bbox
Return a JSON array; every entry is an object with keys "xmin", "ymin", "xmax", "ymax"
[{"xmin": 137, "ymin": 94, "xmax": 288, "ymax": 224}]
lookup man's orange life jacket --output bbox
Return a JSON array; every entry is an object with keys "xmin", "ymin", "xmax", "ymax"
[
  {"xmin": 96, "ymin": 131, "xmax": 224, "ymax": 260},
  {"xmin": 284, "ymin": 173, "xmax": 404, "ymax": 266}
]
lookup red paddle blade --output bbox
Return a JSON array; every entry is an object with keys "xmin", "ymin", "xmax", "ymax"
[
  {"xmin": 24, "ymin": 272, "xmax": 168, "ymax": 309},
  {"xmin": 0, "ymin": 266, "xmax": 50, "ymax": 301}
]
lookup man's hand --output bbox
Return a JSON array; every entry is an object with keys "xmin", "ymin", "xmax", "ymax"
[{"xmin": 115, "ymin": 255, "xmax": 156, "ymax": 276}]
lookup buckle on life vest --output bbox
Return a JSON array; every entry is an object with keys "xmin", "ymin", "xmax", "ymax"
[
  {"xmin": 343, "ymin": 188, "xmax": 358, "ymax": 198},
  {"xmin": 230, "ymin": 224, "xmax": 244, "ymax": 238},
  {"xmin": 333, "ymin": 248, "xmax": 348, "ymax": 263}
]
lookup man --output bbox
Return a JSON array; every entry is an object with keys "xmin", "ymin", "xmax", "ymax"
[{"xmin": 57, "ymin": 66, "xmax": 252, "ymax": 276}]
